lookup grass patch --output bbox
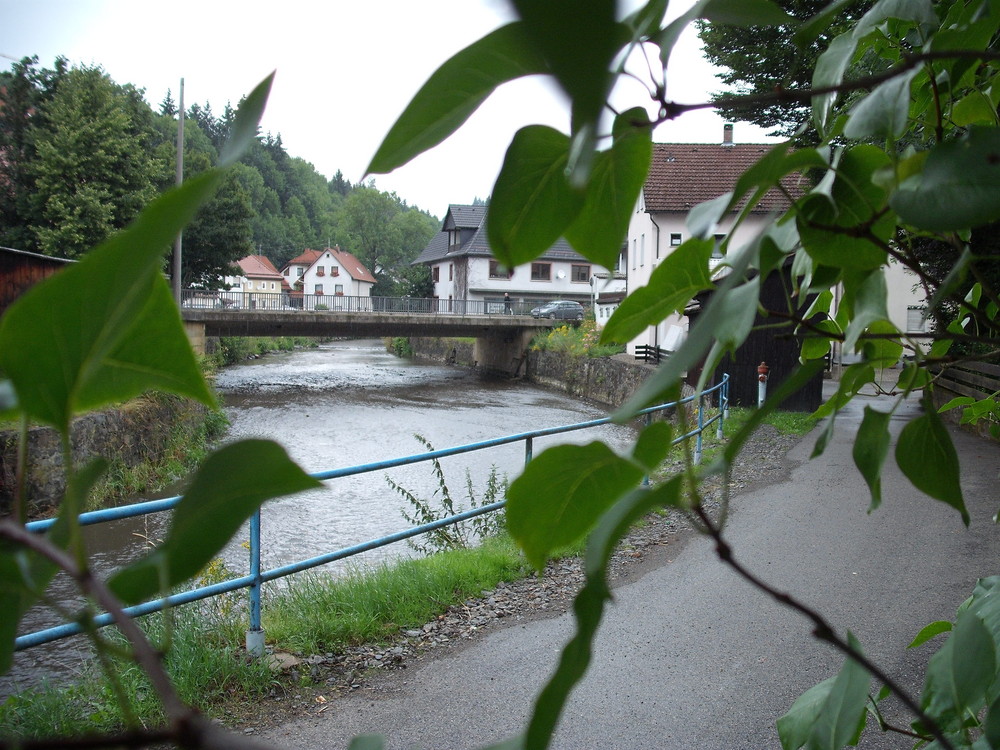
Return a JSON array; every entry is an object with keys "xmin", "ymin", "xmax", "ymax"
[
  {"xmin": 264, "ymin": 533, "xmax": 530, "ymax": 654},
  {"xmin": 0, "ymin": 605, "xmax": 271, "ymax": 739}
]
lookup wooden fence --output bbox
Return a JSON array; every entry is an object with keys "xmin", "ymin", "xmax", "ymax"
[{"xmin": 930, "ymin": 360, "xmax": 1000, "ymax": 440}]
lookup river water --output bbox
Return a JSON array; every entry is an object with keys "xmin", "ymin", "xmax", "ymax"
[{"xmin": 3, "ymin": 339, "xmax": 635, "ymax": 698}]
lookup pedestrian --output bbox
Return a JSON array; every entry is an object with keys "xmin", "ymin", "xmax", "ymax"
[{"xmin": 504, "ymin": 292, "xmax": 512, "ymax": 314}]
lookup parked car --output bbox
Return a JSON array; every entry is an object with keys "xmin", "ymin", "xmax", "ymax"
[{"xmin": 530, "ymin": 300, "xmax": 585, "ymax": 321}]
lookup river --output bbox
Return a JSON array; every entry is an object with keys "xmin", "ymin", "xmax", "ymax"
[{"xmin": 3, "ymin": 339, "xmax": 635, "ymax": 699}]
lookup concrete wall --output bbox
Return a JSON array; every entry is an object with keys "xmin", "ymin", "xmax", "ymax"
[{"xmin": 0, "ymin": 397, "xmax": 207, "ymax": 517}]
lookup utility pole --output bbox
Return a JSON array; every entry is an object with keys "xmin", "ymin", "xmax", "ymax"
[{"xmin": 172, "ymin": 78, "xmax": 184, "ymax": 304}]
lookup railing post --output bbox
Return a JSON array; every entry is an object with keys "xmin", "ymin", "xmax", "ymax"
[
  {"xmin": 695, "ymin": 392, "xmax": 704, "ymax": 465},
  {"xmin": 245, "ymin": 508, "xmax": 265, "ymax": 658},
  {"xmin": 716, "ymin": 380, "xmax": 725, "ymax": 440},
  {"xmin": 643, "ymin": 412, "xmax": 651, "ymax": 486},
  {"xmin": 524, "ymin": 436, "xmax": 533, "ymax": 467}
]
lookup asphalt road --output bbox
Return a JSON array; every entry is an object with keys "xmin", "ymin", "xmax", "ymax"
[{"xmin": 264, "ymin": 387, "xmax": 1000, "ymax": 750}]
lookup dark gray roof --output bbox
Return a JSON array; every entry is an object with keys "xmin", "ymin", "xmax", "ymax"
[
  {"xmin": 443, "ymin": 204, "xmax": 487, "ymax": 230},
  {"xmin": 413, "ymin": 204, "xmax": 588, "ymax": 266}
]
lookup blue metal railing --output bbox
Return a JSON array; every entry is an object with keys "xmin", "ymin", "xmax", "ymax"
[{"xmin": 18, "ymin": 375, "xmax": 729, "ymax": 652}]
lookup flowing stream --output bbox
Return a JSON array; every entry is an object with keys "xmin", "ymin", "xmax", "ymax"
[{"xmin": 3, "ymin": 339, "xmax": 635, "ymax": 699}]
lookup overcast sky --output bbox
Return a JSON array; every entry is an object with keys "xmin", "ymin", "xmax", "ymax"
[{"xmin": 2, "ymin": 0, "xmax": 778, "ymax": 218}]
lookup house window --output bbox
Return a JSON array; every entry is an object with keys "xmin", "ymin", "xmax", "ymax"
[
  {"xmin": 449, "ymin": 264, "xmax": 453, "ymax": 281},
  {"xmin": 331, "ymin": 265, "xmax": 339, "ymax": 277},
  {"xmin": 531, "ymin": 263, "xmax": 551, "ymax": 281},
  {"xmin": 335, "ymin": 284, "xmax": 344, "ymax": 295},
  {"xmin": 270, "ymin": 282, "xmax": 276, "ymax": 290},
  {"xmin": 317, "ymin": 266, "xmax": 325, "ymax": 276},
  {"xmin": 571, "ymin": 264, "xmax": 590, "ymax": 283},
  {"xmin": 297, "ymin": 267, "xmax": 304, "ymax": 277},
  {"xmin": 632, "ymin": 239, "xmax": 637, "ymax": 270},
  {"xmin": 640, "ymin": 234, "xmax": 645, "ymax": 266},
  {"xmin": 315, "ymin": 284, "xmax": 324, "ymax": 295},
  {"xmin": 432, "ymin": 266, "xmax": 440, "ymax": 282},
  {"xmin": 449, "ymin": 229, "xmax": 461, "ymax": 247},
  {"xmin": 713, "ymin": 234, "xmax": 726, "ymax": 259},
  {"xmin": 489, "ymin": 260, "xmax": 513, "ymax": 279},
  {"xmin": 284, "ymin": 268, "xmax": 290, "ymax": 276},
  {"xmin": 670, "ymin": 233, "xmax": 682, "ymax": 246}
]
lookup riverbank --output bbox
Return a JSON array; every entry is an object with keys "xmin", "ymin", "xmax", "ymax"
[
  {"xmin": 406, "ymin": 335, "xmax": 687, "ymax": 410},
  {"xmin": 0, "ymin": 335, "xmax": 319, "ymax": 518}
]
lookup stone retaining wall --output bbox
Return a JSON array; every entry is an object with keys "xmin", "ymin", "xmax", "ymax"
[
  {"xmin": 409, "ymin": 337, "xmax": 690, "ymax": 411},
  {"xmin": 0, "ymin": 396, "xmax": 207, "ymax": 517}
]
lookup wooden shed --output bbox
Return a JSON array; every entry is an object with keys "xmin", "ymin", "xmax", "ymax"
[
  {"xmin": 687, "ymin": 262, "xmax": 825, "ymax": 412},
  {"xmin": 1, "ymin": 247, "xmax": 73, "ymax": 315}
]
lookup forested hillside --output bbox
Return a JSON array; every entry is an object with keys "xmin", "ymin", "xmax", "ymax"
[{"xmin": 0, "ymin": 56, "xmax": 438, "ymax": 297}]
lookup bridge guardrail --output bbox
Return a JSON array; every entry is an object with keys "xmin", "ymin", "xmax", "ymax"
[
  {"xmin": 181, "ymin": 290, "xmax": 580, "ymax": 317},
  {"xmin": 18, "ymin": 375, "xmax": 729, "ymax": 654}
]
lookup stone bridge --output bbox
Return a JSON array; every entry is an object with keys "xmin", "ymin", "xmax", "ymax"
[{"xmin": 181, "ymin": 308, "xmax": 554, "ymax": 376}]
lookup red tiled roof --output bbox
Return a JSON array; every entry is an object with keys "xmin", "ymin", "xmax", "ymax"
[
  {"xmin": 236, "ymin": 254, "xmax": 283, "ymax": 279},
  {"xmin": 644, "ymin": 143, "xmax": 803, "ymax": 214},
  {"xmin": 286, "ymin": 249, "xmax": 323, "ymax": 267},
  {"xmin": 328, "ymin": 246, "xmax": 376, "ymax": 285}
]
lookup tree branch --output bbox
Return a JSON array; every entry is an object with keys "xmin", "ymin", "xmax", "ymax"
[{"xmin": 690, "ymin": 505, "xmax": 953, "ymax": 750}]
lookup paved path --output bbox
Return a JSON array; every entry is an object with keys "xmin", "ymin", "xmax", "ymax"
[{"xmin": 264, "ymin": 387, "xmax": 1000, "ymax": 750}]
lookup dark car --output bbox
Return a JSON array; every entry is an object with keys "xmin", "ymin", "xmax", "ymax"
[{"xmin": 530, "ymin": 300, "xmax": 585, "ymax": 321}]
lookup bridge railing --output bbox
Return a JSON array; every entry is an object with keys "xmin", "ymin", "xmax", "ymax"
[
  {"xmin": 18, "ymin": 375, "xmax": 729, "ymax": 653},
  {"xmin": 181, "ymin": 290, "xmax": 573, "ymax": 317}
]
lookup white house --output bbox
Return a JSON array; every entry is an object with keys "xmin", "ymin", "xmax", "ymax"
[
  {"xmin": 223, "ymin": 254, "xmax": 291, "ymax": 309},
  {"xmin": 414, "ymin": 204, "xmax": 625, "ymax": 315},
  {"xmin": 282, "ymin": 246, "xmax": 376, "ymax": 309},
  {"xmin": 624, "ymin": 125, "xmax": 927, "ymax": 362}
]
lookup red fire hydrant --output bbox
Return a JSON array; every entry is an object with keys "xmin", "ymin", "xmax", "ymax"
[{"xmin": 757, "ymin": 361, "xmax": 769, "ymax": 407}]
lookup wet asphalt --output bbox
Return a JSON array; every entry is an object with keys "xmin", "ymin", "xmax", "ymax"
[{"xmin": 264, "ymin": 380, "xmax": 1000, "ymax": 750}]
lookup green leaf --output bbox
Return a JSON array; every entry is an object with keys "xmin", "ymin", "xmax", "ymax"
[
  {"xmin": 909, "ymin": 620, "xmax": 953, "ymax": 649},
  {"xmin": 366, "ymin": 24, "xmax": 547, "ymax": 176},
  {"xmin": 506, "ymin": 442, "xmax": 644, "ymax": 569},
  {"xmin": 923, "ymin": 607, "xmax": 996, "ymax": 729},
  {"xmin": 487, "ymin": 126, "xmax": 585, "ymax": 268},
  {"xmin": 798, "ymin": 146, "xmax": 894, "ymax": 272},
  {"xmin": 792, "ymin": 0, "xmax": 856, "ymax": 49},
  {"xmin": 0, "ymin": 171, "xmax": 223, "ymax": 431},
  {"xmin": 806, "ymin": 632, "xmax": 871, "ymax": 749},
  {"xmin": 564, "ymin": 108, "xmax": 652, "ymax": 269},
  {"xmin": 347, "ymin": 736, "xmax": 386, "ymax": 750},
  {"xmin": 0, "ymin": 458, "xmax": 102, "ymax": 674},
  {"xmin": 800, "ymin": 319, "xmax": 840, "ymax": 361},
  {"xmin": 700, "ymin": 0, "xmax": 795, "ymax": 26},
  {"xmin": 777, "ymin": 677, "xmax": 836, "ymax": 750},
  {"xmin": 687, "ymin": 193, "xmax": 733, "ymax": 240},
  {"xmin": 853, "ymin": 407, "xmax": 891, "ymax": 512},
  {"xmin": 891, "ymin": 127, "xmax": 1000, "ymax": 231},
  {"xmin": 601, "ymin": 238, "xmax": 714, "ymax": 344},
  {"xmin": 895, "ymin": 399, "xmax": 968, "ymax": 525},
  {"xmin": 841, "ymin": 270, "xmax": 889, "ymax": 353},
  {"xmin": 811, "ymin": 33, "xmax": 859, "ymax": 135},
  {"xmin": 219, "ymin": 73, "xmax": 273, "ymax": 167},
  {"xmin": 713, "ymin": 277, "xmax": 761, "ymax": 349},
  {"xmin": 860, "ymin": 320, "xmax": 903, "ymax": 368},
  {"xmin": 616, "ymin": 236, "xmax": 759, "ymax": 415},
  {"xmin": 511, "ymin": 0, "xmax": 622, "ymax": 137},
  {"xmin": 952, "ymin": 90, "xmax": 1000, "ymax": 128},
  {"xmin": 109, "ymin": 440, "xmax": 321, "ymax": 604},
  {"xmin": 526, "ymin": 480, "xmax": 682, "ymax": 749},
  {"xmin": 631, "ymin": 421, "xmax": 674, "ymax": 473},
  {"xmin": 844, "ymin": 68, "xmax": 919, "ymax": 140}
]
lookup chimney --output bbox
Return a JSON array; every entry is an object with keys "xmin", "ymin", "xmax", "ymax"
[{"xmin": 722, "ymin": 123, "xmax": 734, "ymax": 147}]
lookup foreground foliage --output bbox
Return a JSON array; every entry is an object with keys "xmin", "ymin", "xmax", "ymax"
[
  {"xmin": 1, "ymin": 1, "xmax": 999, "ymax": 749},
  {"xmin": 367, "ymin": 0, "xmax": 1000, "ymax": 748}
]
